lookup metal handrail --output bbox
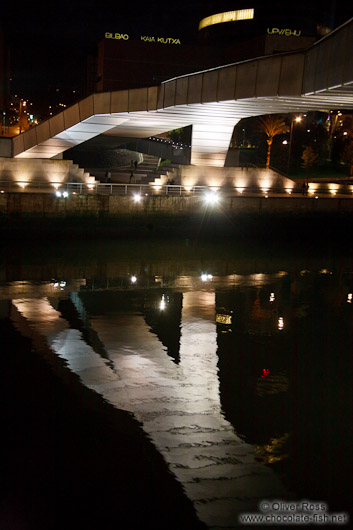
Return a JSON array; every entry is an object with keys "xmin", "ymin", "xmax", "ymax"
[{"xmin": 0, "ymin": 181, "xmax": 352, "ymax": 197}]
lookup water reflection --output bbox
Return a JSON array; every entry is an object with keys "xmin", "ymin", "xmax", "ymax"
[{"xmin": 2, "ymin": 243, "xmax": 352, "ymax": 527}]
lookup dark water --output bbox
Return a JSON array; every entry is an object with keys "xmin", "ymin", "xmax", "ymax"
[{"xmin": 2, "ymin": 240, "xmax": 352, "ymax": 529}]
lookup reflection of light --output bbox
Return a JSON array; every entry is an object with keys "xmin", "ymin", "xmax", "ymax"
[
  {"xmin": 153, "ymin": 185, "xmax": 162, "ymax": 191},
  {"xmin": 278, "ymin": 317, "xmax": 284, "ymax": 330},
  {"xmin": 236, "ymin": 187, "xmax": 244, "ymax": 194},
  {"xmin": 133, "ymin": 194, "xmax": 141, "ymax": 202},
  {"xmin": 62, "ymin": 191, "xmax": 69, "ymax": 198},
  {"xmin": 216, "ymin": 314, "xmax": 232, "ymax": 325},
  {"xmin": 347, "ymin": 293, "xmax": 352, "ymax": 303},
  {"xmin": 55, "ymin": 191, "xmax": 62, "ymax": 197},
  {"xmin": 131, "ymin": 276, "xmax": 137, "ymax": 283},
  {"xmin": 295, "ymin": 116, "xmax": 302, "ymax": 123},
  {"xmin": 282, "ymin": 140, "xmax": 288, "ymax": 145},
  {"xmin": 204, "ymin": 191, "xmax": 220, "ymax": 205},
  {"xmin": 319, "ymin": 269, "xmax": 332, "ymax": 275},
  {"xmin": 18, "ymin": 182, "xmax": 27, "ymax": 189},
  {"xmin": 160, "ymin": 294, "xmax": 166, "ymax": 310},
  {"xmin": 184, "ymin": 186, "xmax": 192, "ymax": 192},
  {"xmin": 87, "ymin": 184, "xmax": 94, "ymax": 190},
  {"xmin": 201, "ymin": 273, "xmax": 213, "ymax": 282},
  {"xmin": 270, "ymin": 292, "xmax": 275, "ymax": 302},
  {"xmin": 60, "ymin": 281, "xmax": 66, "ymax": 287}
]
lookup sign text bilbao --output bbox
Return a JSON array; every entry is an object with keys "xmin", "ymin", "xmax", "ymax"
[{"xmin": 105, "ymin": 33, "xmax": 181, "ymax": 44}]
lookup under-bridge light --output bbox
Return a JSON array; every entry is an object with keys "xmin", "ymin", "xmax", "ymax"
[{"xmin": 204, "ymin": 190, "xmax": 220, "ymax": 205}]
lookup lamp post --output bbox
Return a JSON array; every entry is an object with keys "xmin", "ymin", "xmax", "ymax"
[{"xmin": 287, "ymin": 115, "xmax": 302, "ymax": 174}]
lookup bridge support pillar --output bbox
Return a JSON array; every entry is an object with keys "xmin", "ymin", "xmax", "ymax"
[{"xmin": 190, "ymin": 121, "xmax": 238, "ymax": 167}]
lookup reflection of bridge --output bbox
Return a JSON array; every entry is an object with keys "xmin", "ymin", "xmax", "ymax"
[
  {"xmin": 11, "ymin": 19, "xmax": 353, "ymax": 168},
  {"xmin": 10, "ymin": 284, "xmax": 286, "ymax": 528}
]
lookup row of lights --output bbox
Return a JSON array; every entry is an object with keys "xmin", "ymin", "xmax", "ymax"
[
  {"xmin": 1, "ymin": 181, "xmax": 351, "ymax": 198},
  {"xmin": 148, "ymin": 136, "xmax": 190, "ymax": 149}
]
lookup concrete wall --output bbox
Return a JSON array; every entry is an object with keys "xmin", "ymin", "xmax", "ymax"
[
  {"xmin": 0, "ymin": 138, "xmax": 11, "ymax": 157},
  {"xmin": 180, "ymin": 166, "xmax": 295, "ymax": 189}
]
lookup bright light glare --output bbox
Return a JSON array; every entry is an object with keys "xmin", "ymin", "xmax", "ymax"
[
  {"xmin": 270, "ymin": 293, "xmax": 275, "ymax": 302},
  {"xmin": 62, "ymin": 191, "xmax": 69, "ymax": 198},
  {"xmin": 347, "ymin": 293, "xmax": 352, "ymax": 303},
  {"xmin": 133, "ymin": 194, "xmax": 142, "ymax": 202},
  {"xmin": 204, "ymin": 191, "xmax": 220, "ymax": 205},
  {"xmin": 55, "ymin": 191, "xmax": 62, "ymax": 197},
  {"xmin": 201, "ymin": 273, "xmax": 213, "ymax": 282},
  {"xmin": 131, "ymin": 275, "xmax": 137, "ymax": 283},
  {"xmin": 278, "ymin": 317, "xmax": 284, "ymax": 330},
  {"xmin": 160, "ymin": 294, "xmax": 166, "ymax": 310}
]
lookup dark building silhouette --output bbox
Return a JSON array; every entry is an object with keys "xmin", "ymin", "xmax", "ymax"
[{"xmin": 91, "ymin": 2, "xmax": 336, "ymax": 95}]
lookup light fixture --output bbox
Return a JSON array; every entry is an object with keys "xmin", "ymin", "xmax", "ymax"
[{"xmin": 204, "ymin": 191, "xmax": 220, "ymax": 205}]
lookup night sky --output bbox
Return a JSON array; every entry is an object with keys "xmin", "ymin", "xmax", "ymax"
[{"xmin": 2, "ymin": 1, "xmax": 353, "ymax": 108}]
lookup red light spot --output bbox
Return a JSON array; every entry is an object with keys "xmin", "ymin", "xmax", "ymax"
[{"xmin": 261, "ymin": 369, "xmax": 269, "ymax": 378}]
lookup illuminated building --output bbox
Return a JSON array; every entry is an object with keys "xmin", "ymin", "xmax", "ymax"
[
  {"xmin": 198, "ymin": 2, "xmax": 332, "ymax": 60},
  {"xmin": 93, "ymin": 3, "xmax": 333, "ymax": 94}
]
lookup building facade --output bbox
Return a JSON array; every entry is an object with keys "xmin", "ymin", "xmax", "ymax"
[{"xmin": 94, "ymin": 2, "xmax": 334, "ymax": 94}]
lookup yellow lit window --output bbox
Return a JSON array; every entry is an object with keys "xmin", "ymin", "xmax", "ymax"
[{"xmin": 199, "ymin": 9, "xmax": 254, "ymax": 31}]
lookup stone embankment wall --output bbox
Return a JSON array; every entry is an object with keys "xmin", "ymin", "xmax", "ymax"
[
  {"xmin": 1, "ymin": 193, "xmax": 353, "ymax": 216},
  {"xmin": 1, "ymin": 192, "xmax": 353, "ymax": 241}
]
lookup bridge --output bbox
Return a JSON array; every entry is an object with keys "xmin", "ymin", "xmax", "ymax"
[{"xmin": 10, "ymin": 18, "xmax": 353, "ymax": 168}]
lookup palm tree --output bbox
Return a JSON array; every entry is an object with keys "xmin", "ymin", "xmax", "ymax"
[{"xmin": 257, "ymin": 115, "xmax": 289, "ymax": 168}]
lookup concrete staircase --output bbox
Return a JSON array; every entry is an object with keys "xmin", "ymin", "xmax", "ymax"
[
  {"xmin": 87, "ymin": 154, "xmax": 178, "ymax": 187},
  {"xmin": 133, "ymin": 155, "xmax": 177, "ymax": 186},
  {"xmin": 0, "ymin": 158, "xmax": 96, "ymax": 188}
]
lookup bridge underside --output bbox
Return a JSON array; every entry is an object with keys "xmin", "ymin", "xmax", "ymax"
[{"xmin": 12, "ymin": 19, "xmax": 353, "ymax": 167}]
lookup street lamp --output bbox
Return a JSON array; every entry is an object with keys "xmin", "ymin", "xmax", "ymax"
[{"xmin": 287, "ymin": 116, "xmax": 302, "ymax": 174}]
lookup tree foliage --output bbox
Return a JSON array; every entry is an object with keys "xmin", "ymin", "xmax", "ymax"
[
  {"xmin": 257, "ymin": 115, "xmax": 289, "ymax": 168},
  {"xmin": 301, "ymin": 146, "xmax": 318, "ymax": 169}
]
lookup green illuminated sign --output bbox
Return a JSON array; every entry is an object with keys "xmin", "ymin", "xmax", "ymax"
[
  {"xmin": 267, "ymin": 28, "xmax": 302, "ymax": 36},
  {"xmin": 105, "ymin": 32, "xmax": 181, "ymax": 44}
]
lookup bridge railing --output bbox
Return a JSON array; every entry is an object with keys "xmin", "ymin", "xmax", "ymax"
[{"xmin": 0, "ymin": 181, "xmax": 352, "ymax": 198}]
